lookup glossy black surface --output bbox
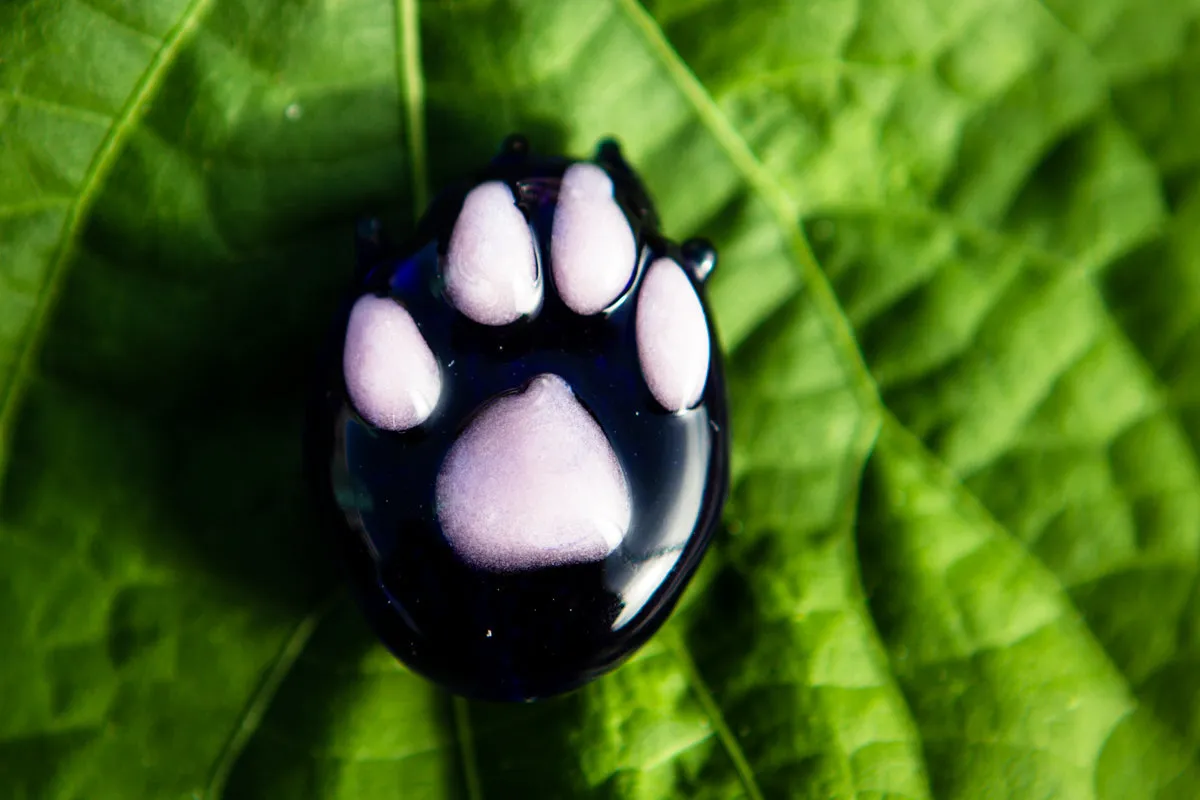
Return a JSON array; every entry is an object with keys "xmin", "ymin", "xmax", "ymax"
[{"xmin": 306, "ymin": 136, "xmax": 729, "ymax": 701}]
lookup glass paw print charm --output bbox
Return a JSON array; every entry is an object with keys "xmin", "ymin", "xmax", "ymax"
[{"xmin": 306, "ymin": 135, "xmax": 729, "ymax": 701}]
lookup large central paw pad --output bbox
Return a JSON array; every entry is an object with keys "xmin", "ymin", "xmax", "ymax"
[
  {"xmin": 308, "ymin": 137, "xmax": 729, "ymax": 701},
  {"xmin": 436, "ymin": 373, "xmax": 631, "ymax": 571}
]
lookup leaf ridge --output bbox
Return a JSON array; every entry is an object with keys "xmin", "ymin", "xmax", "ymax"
[
  {"xmin": 0, "ymin": 90, "xmax": 113, "ymax": 125},
  {"xmin": 664, "ymin": 631, "xmax": 766, "ymax": 800},
  {"xmin": 624, "ymin": 0, "xmax": 1190, "ymax": 779},
  {"xmin": 810, "ymin": 201, "xmax": 1124, "ymax": 284},
  {"xmin": 619, "ymin": 6, "xmax": 932, "ymax": 793},
  {"xmin": 0, "ymin": 0, "xmax": 216, "ymax": 475},
  {"xmin": 248, "ymin": 733, "xmax": 454, "ymax": 765},
  {"xmin": 200, "ymin": 598, "xmax": 330, "ymax": 799},
  {"xmin": 817, "ymin": 198, "xmax": 1199, "ymax": 494},
  {"xmin": 879, "ymin": 412, "xmax": 1200, "ymax": 771},
  {"xmin": 69, "ymin": 0, "xmax": 161, "ymax": 45},
  {"xmin": 0, "ymin": 198, "xmax": 73, "ymax": 222},
  {"xmin": 614, "ymin": 0, "xmax": 881, "ymax": 422},
  {"xmin": 452, "ymin": 695, "xmax": 484, "ymax": 800},
  {"xmin": 397, "ymin": 0, "xmax": 429, "ymax": 213}
]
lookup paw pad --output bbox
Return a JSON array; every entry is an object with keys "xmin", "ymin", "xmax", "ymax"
[
  {"xmin": 551, "ymin": 163, "xmax": 637, "ymax": 315},
  {"xmin": 342, "ymin": 295, "xmax": 441, "ymax": 431},
  {"xmin": 308, "ymin": 137, "xmax": 729, "ymax": 701},
  {"xmin": 436, "ymin": 373, "xmax": 631, "ymax": 571},
  {"xmin": 444, "ymin": 181, "xmax": 541, "ymax": 326}
]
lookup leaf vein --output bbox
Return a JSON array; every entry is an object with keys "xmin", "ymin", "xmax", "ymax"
[
  {"xmin": 69, "ymin": 0, "xmax": 162, "ymax": 46},
  {"xmin": 664, "ymin": 631, "xmax": 765, "ymax": 800},
  {"xmin": 880, "ymin": 415, "xmax": 1200, "ymax": 765},
  {"xmin": 0, "ymin": 197, "xmax": 74, "ymax": 221},
  {"xmin": 814, "ymin": 200, "xmax": 1199, "ymax": 496},
  {"xmin": 200, "ymin": 595, "xmax": 331, "ymax": 799},
  {"xmin": 452, "ymin": 695, "xmax": 484, "ymax": 800},
  {"xmin": 0, "ymin": 90, "xmax": 113, "ymax": 126},
  {"xmin": 0, "ymin": 0, "xmax": 216, "ymax": 473},
  {"xmin": 613, "ymin": 0, "xmax": 881, "ymax": 421},
  {"xmin": 398, "ymin": 0, "xmax": 429, "ymax": 213}
]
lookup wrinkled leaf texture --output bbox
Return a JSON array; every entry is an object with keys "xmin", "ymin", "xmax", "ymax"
[{"xmin": 3, "ymin": 0, "xmax": 1200, "ymax": 797}]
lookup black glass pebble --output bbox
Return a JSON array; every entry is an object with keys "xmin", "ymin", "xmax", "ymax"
[{"xmin": 305, "ymin": 135, "xmax": 729, "ymax": 701}]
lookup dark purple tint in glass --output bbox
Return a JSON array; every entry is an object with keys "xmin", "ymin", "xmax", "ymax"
[{"xmin": 306, "ymin": 136, "xmax": 729, "ymax": 701}]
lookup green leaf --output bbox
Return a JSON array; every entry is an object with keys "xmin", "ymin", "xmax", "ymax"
[{"xmin": 2, "ymin": 0, "xmax": 1198, "ymax": 797}]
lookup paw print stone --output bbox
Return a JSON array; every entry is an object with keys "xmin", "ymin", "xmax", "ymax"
[{"xmin": 306, "ymin": 135, "xmax": 729, "ymax": 701}]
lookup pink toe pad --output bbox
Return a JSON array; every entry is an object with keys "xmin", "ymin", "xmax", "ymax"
[
  {"xmin": 551, "ymin": 163, "xmax": 637, "ymax": 315},
  {"xmin": 444, "ymin": 181, "xmax": 541, "ymax": 325},
  {"xmin": 343, "ymin": 295, "xmax": 443, "ymax": 431},
  {"xmin": 635, "ymin": 258, "xmax": 710, "ymax": 413}
]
